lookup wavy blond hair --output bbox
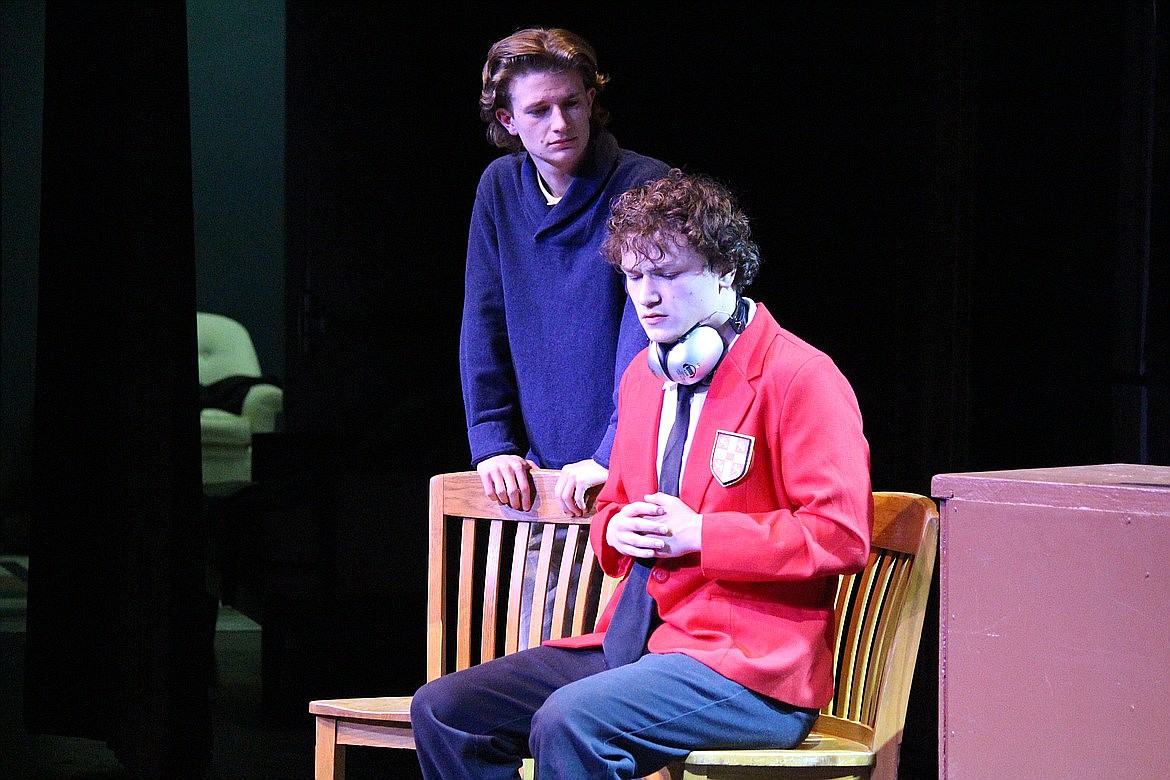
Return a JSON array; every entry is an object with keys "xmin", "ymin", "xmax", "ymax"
[{"xmin": 479, "ymin": 27, "xmax": 611, "ymax": 152}]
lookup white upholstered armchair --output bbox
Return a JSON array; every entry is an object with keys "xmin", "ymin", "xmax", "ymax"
[{"xmin": 197, "ymin": 312, "xmax": 283, "ymax": 487}]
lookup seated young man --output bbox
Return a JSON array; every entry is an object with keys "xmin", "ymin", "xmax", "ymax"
[{"xmin": 411, "ymin": 169, "xmax": 873, "ymax": 780}]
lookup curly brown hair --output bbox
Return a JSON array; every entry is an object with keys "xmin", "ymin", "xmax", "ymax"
[
  {"xmin": 479, "ymin": 28, "xmax": 611, "ymax": 152},
  {"xmin": 601, "ymin": 169, "xmax": 761, "ymax": 291}
]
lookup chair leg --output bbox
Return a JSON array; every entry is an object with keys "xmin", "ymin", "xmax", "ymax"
[{"xmin": 314, "ymin": 716, "xmax": 345, "ymax": 780}]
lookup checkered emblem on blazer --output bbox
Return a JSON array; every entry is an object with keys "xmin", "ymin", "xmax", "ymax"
[{"xmin": 710, "ymin": 430, "xmax": 754, "ymax": 487}]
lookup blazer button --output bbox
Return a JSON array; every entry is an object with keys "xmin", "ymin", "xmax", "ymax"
[{"xmin": 652, "ymin": 567, "xmax": 668, "ymax": 582}]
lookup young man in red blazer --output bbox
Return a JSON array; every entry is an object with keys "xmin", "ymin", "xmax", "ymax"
[{"xmin": 412, "ymin": 169, "xmax": 873, "ymax": 780}]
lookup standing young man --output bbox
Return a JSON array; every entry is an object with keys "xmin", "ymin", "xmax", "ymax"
[
  {"xmin": 461, "ymin": 28, "xmax": 669, "ymax": 515},
  {"xmin": 414, "ymin": 169, "xmax": 873, "ymax": 779}
]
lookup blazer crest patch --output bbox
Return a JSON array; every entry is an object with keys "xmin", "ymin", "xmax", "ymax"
[{"xmin": 710, "ymin": 429, "xmax": 754, "ymax": 487}]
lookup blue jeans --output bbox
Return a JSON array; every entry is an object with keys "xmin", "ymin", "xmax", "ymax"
[{"xmin": 410, "ymin": 646, "xmax": 818, "ymax": 780}]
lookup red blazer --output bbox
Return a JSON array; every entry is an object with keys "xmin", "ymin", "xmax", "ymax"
[{"xmin": 550, "ymin": 303, "xmax": 872, "ymax": 708}]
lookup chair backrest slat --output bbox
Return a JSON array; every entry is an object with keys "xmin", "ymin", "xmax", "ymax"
[
  {"xmin": 504, "ymin": 522, "xmax": 531, "ymax": 655},
  {"xmin": 479, "ymin": 520, "xmax": 505, "ymax": 663},
  {"xmin": 426, "ymin": 475, "xmax": 447, "ymax": 682},
  {"xmin": 456, "ymin": 518, "xmax": 477, "ymax": 671},
  {"xmin": 529, "ymin": 524, "xmax": 559, "ymax": 649},
  {"xmin": 550, "ymin": 525, "xmax": 581, "ymax": 639}
]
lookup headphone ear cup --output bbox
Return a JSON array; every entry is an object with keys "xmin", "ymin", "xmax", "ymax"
[
  {"xmin": 647, "ymin": 323, "xmax": 729, "ymax": 384},
  {"xmin": 664, "ymin": 325, "xmax": 725, "ymax": 384},
  {"xmin": 647, "ymin": 342, "xmax": 671, "ymax": 380}
]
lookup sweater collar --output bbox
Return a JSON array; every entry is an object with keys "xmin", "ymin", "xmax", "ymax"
[{"xmin": 526, "ymin": 128, "xmax": 620, "ymax": 237}]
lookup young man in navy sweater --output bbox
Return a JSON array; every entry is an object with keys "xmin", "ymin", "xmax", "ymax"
[{"xmin": 460, "ymin": 27, "xmax": 669, "ymax": 515}]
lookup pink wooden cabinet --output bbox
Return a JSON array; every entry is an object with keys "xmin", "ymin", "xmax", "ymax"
[{"xmin": 932, "ymin": 463, "xmax": 1170, "ymax": 779}]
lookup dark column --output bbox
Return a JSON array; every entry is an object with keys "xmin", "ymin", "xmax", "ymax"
[{"xmin": 28, "ymin": 2, "xmax": 212, "ymax": 775}]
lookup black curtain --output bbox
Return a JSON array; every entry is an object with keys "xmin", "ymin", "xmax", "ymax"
[
  {"xmin": 281, "ymin": 4, "xmax": 1165, "ymax": 779},
  {"xmin": 26, "ymin": 1, "xmax": 213, "ymax": 776}
]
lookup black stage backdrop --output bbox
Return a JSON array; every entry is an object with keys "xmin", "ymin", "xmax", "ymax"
[
  {"xmin": 27, "ymin": 1, "xmax": 213, "ymax": 777},
  {"xmin": 23, "ymin": 2, "xmax": 1166, "ymax": 778}
]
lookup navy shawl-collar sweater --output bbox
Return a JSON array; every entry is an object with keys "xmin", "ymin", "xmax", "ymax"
[{"xmin": 460, "ymin": 129, "xmax": 669, "ymax": 468}]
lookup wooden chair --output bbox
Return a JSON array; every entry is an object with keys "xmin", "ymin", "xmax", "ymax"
[
  {"xmin": 310, "ymin": 474, "xmax": 937, "ymax": 780},
  {"xmin": 309, "ymin": 469, "xmax": 623, "ymax": 779},
  {"xmin": 680, "ymin": 491, "xmax": 939, "ymax": 780}
]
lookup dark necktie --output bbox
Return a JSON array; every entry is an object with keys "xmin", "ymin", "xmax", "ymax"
[{"xmin": 603, "ymin": 383, "xmax": 696, "ymax": 667}]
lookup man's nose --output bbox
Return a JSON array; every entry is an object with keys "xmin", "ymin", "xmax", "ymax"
[{"xmin": 631, "ymin": 279, "xmax": 658, "ymax": 306}]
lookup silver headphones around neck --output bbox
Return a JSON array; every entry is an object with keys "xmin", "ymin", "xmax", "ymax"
[{"xmin": 647, "ymin": 297, "xmax": 748, "ymax": 385}]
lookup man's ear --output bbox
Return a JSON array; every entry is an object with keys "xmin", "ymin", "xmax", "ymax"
[
  {"xmin": 495, "ymin": 108, "xmax": 518, "ymax": 135},
  {"xmin": 718, "ymin": 268, "xmax": 737, "ymax": 290}
]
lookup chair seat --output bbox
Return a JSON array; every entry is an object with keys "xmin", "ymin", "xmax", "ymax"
[
  {"xmin": 685, "ymin": 732, "xmax": 875, "ymax": 769},
  {"xmin": 309, "ymin": 696, "xmax": 413, "ymax": 722},
  {"xmin": 311, "ymin": 697, "xmax": 416, "ymax": 752}
]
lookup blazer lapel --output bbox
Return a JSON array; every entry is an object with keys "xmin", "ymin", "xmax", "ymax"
[{"xmin": 680, "ymin": 304, "xmax": 777, "ymax": 509}]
